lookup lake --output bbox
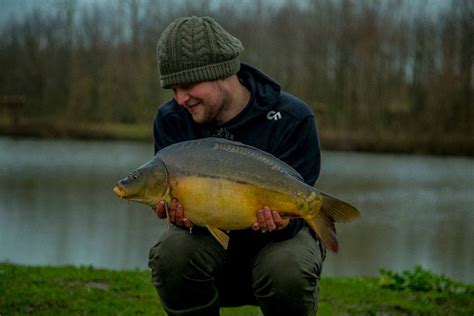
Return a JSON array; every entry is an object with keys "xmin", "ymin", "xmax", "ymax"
[{"xmin": 0, "ymin": 136, "xmax": 472, "ymax": 283}]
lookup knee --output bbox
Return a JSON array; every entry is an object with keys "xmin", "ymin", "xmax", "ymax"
[
  {"xmin": 253, "ymin": 252, "xmax": 320, "ymax": 296},
  {"xmin": 252, "ymin": 247, "xmax": 322, "ymax": 315},
  {"xmin": 148, "ymin": 227, "xmax": 226, "ymax": 286},
  {"xmin": 148, "ymin": 228, "xmax": 194, "ymax": 278},
  {"xmin": 148, "ymin": 228, "xmax": 225, "ymax": 312}
]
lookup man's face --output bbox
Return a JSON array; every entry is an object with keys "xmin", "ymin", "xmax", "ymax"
[{"xmin": 171, "ymin": 80, "xmax": 231, "ymax": 125}]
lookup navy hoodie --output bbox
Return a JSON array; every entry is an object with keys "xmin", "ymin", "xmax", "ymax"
[{"xmin": 153, "ymin": 63, "xmax": 321, "ymax": 252}]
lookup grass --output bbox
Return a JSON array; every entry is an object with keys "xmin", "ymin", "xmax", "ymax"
[{"xmin": 1, "ymin": 263, "xmax": 472, "ymax": 315}]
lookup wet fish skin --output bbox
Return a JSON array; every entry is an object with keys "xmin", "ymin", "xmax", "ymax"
[{"xmin": 113, "ymin": 137, "xmax": 360, "ymax": 252}]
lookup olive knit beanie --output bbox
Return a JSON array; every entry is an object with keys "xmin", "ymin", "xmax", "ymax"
[{"xmin": 157, "ymin": 16, "xmax": 243, "ymax": 88}]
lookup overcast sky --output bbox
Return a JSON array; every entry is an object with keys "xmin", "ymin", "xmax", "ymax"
[
  {"xmin": 0, "ymin": 0, "xmax": 107, "ymax": 26},
  {"xmin": 0, "ymin": 0, "xmax": 450, "ymax": 29}
]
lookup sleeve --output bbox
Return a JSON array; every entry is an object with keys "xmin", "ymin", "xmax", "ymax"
[
  {"xmin": 153, "ymin": 109, "xmax": 176, "ymax": 154},
  {"xmin": 153, "ymin": 106, "xmax": 194, "ymax": 154},
  {"xmin": 273, "ymin": 115, "xmax": 321, "ymax": 185},
  {"xmin": 270, "ymin": 115, "xmax": 321, "ymax": 241}
]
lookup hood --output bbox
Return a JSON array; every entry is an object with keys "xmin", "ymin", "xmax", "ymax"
[
  {"xmin": 239, "ymin": 63, "xmax": 281, "ymax": 105},
  {"xmin": 216, "ymin": 63, "xmax": 281, "ymax": 129}
]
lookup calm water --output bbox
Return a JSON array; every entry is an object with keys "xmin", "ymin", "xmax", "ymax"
[{"xmin": 0, "ymin": 137, "xmax": 472, "ymax": 283}]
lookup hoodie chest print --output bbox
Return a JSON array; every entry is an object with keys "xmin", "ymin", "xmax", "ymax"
[{"xmin": 212, "ymin": 128, "xmax": 234, "ymax": 140}]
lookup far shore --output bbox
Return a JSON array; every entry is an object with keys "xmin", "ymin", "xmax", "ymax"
[{"xmin": 0, "ymin": 120, "xmax": 472, "ymax": 157}]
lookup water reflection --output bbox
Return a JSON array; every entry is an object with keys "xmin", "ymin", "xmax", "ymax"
[
  {"xmin": 0, "ymin": 137, "xmax": 164, "ymax": 269},
  {"xmin": 0, "ymin": 137, "xmax": 472, "ymax": 283},
  {"xmin": 318, "ymin": 151, "xmax": 474, "ymax": 282}
]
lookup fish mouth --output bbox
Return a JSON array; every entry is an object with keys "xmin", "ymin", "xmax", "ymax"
[{"xmin": 113, "ymin": 186, "xmax": 127, "ymax": 198}]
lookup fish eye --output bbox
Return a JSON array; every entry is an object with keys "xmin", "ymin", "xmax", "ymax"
[{"xmin": 129, "ymin": 170, "xmax": 140, "ymax": 180}]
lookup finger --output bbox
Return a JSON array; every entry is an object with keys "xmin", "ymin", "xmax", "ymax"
[
  {"xmin": 272, "ymin": 211, "xmax": 284, "ymax": 229},
  {"xmin": 272, "ymin": 211, "xmax": 290, "ymax": 229},
  {"xmin": 263, "ymin": 207, "xmax": 276, "ymax": 232},
  {"xmin": 174, "ymin": 200, "xmax": 184, "ymax": 226},
  {"xmin": 182, "ymin": 218, "xmax": 193, "ymax": 228},
  {"xmin": 256, "ymin": 209, "xmax": 266, "ymax": 232},
  {"xmin": 252, "ymin": 222, "xmax": 260, "ymax": 231},
  {"xmin": 157, "ymin": 201, "xmax": 168, "ymax": 219},
  {"xmin": 152, "ymin": 204, "xmax": 160, "ymax": 217},
  {"xmin": 169, "ymin": 199, "xmax": 177, "ymax": 223}
]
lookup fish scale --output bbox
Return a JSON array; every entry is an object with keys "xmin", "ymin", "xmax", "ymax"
[{"xmin": 158, "ymin": 138, "xmax": 305, "ymax": 193}]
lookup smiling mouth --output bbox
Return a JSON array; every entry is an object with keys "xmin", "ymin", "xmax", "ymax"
[{"xmin": 186, "ymin": 103, "xmax": 200, "ymax": 112}]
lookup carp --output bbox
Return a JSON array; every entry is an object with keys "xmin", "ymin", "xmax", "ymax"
[{"xmin": 113, "ymin": 137, "xmax": 359, "ymax": 252}]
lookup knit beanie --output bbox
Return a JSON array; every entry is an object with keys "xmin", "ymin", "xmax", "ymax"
[{"xmin": 157, "ymin": 16, "xmax": 244, "ymax": 88}]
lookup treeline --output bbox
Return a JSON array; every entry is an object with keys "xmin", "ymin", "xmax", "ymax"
[{"xmin": 0, "ymin": 0, "xmax": 472, "ymax": 141}]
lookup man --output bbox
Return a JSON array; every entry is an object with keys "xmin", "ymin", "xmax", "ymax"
[{"xmin": 148, "ymin": 16, "xmax": 325, "ymax": 316}]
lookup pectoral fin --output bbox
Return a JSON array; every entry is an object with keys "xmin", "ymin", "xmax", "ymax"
[{"xmin": 206, "ymin": 225, "xmax": 229, "ymax": 250}]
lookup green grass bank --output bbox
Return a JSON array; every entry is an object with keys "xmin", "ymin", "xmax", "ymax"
[{"xmin": 1, "ymin": 263, "xmax": 472, "ymax": 315}]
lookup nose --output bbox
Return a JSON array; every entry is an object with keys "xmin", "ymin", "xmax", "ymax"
[{"xmin": 173, "ymin": 88, "xmax": 190, "ymax": 106}]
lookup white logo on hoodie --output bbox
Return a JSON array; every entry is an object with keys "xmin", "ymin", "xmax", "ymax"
[{"xmin": 267, "ymin": 111, "xmax": 282, "ymax": 121}]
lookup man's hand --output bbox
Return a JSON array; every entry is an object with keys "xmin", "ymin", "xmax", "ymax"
[
  {"xmin": 252, "ymin": 206, "xmax": 290, "ymax": 233},
  {"xmin": 153, "ymin": 198, "xmax": 193, "ymax": 228},
  {"xmin": 154, "ymin": 201, "xmax": 287, "ymax": 232}
]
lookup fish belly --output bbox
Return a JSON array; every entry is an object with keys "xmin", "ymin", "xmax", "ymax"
[{"xmin": 170, "ymin": 176, "xmax": 300, "ymax": 230}]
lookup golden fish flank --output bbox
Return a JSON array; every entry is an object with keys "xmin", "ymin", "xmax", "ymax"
[
  {"xmin": 170, "ymin": 175, "xmax": 302, "ymax": 230},
  {"xmin": 113, "ymin": 137, "xmax": 360, "ymax": 252}
]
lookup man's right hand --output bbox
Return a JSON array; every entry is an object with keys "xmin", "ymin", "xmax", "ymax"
[{"xmin": 154, "ymin": 198, "xmax": 193, "ymax": 228}]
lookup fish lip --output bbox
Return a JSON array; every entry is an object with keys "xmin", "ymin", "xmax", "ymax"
[{"xmin": 113, "ymin": 185, "xmax": 127, "ymax": 198}]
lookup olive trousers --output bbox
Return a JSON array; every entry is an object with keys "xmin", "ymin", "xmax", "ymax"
[{"xmin": 148, "ymin": 226, "xmax": 325, "ymax": 316}]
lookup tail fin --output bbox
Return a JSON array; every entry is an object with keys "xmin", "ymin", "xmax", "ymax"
[{"xmin": 304, "ymin": 192, "xmax": 360, "ymax": 253}]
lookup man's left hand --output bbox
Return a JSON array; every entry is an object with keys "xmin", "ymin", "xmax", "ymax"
[{"xmin": 252, "ymin": 206, "xmax": 290, "ymax": 233}]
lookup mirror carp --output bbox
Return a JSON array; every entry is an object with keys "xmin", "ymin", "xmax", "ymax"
[{"xmin": 113, "ymin": 137, "xmax": 359, "ymax": 252}]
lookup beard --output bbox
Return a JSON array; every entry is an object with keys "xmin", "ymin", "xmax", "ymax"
[{"xmin": 191, "ymin": 83, "xmax": 232, "ymax": 125}]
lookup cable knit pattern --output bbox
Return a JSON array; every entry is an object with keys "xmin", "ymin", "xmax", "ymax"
[
  {"xmin": 157, "ymin": 16, "xmax": 243, "ymax": 88},
  {"xmin": 181, "ymin": 18, "xmax": 210, "ymax": 63}
]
